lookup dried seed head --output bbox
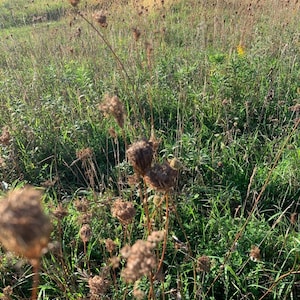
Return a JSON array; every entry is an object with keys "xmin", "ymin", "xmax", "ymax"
[
  {"xmin": 98, "ymin": 94, "xmax": 125, "ymax": 128},
  {"xmin": 121, "ymin": 240, "xmax": 156, "ymax": 283},
  {"xmin": 109, "ymin": 256, "xmax": 120, "ymax": 269},
  {"xmin": 105, "ymin": 238, "xmax": 116, "ymax": 253},
  {"xmin": 147, "ymin": 230, "xmax": 165, "ymax": 246},
  {"xmin": 196, "ymin": 255, "xmax": 211, "ymax": 272},
  {"xmin": 249, "ymin": 245, "xmax": 261, "ymax": 262},
  {"xmin": 93, "ymin": 10, "xmax": 108, "ymax": 28},
  {"xmin": 111, "ymin": 199, "xmax": 135, "ymax": 225},
  {"xmin": 132, "ymin": 27, "xmax": 141, "ymax": 41},
  {"xmin": 0, "ymin": 186, "xmax": 51, "ymax": 260},
  {"xmin": 88, "ymin": 275, "xmax": 110, "ymax": 298},
  {"xmin": 52, "ymin": 203, "xmax": 68, "ymax": 220},
  {"xmin": 80, "ymin": 224, "xmax": 92, "ymax": 243},
  {"xmin": 0, "ymin": 126, "xmax": 11, "ymax": 146},
  {"xmin": 168, "ymin": 157, "xmax": 182, "ymax": 170},
  {"xmin": 2, "ymin": 285, "xmax": 13, "ymax": 300},
  {"xmin": 290, "ymin": 212, "xmax": 297, "ymax": 225},
  {"xmin": 127, "ymin": 140, "xmax": 154, "ymax": 176},
  {"xmin": 133, "ymin": 282, "xmax": 145, "ymax": 300},
  {"xmin": 78, "ymin": 212, "xmax": 93, "ymax": 225},
  {"xmin": 69, "ymin": 0, "xmax": 80, "ymax": 7},
  {"xmin": 144, "ymin": 162, "xmax": 177, "ymax": 192},
  {"xmin": 74, "ymin": 198, "xmax": 89, "ymax": 212},
  {"xmin": 76, "ymin": 147, "xmax": 93, "ymax": 161}
]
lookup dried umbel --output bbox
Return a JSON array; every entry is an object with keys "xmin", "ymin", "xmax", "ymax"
[
  {"xmin": 93, "ymin": 11, "xmax": 108, "ymax": 28},
  {"xmin": 52, "ymin": 203, "xmax": 68, "ymax": 220},
  {"xmin": 144, "ymin": 162, "xmax": 177, "ymax": 192},
  {"xmin": 147, "ymin": 230, "xmax": 165, "ymax": 246},
  {"xmin": 111, "ymin": 199, "xmax": 136, "ymax": 225},
  {"xmin": 196, "ymin": 255, "xmax": 211, "ymax": 273},
  {"xmin": 0, "ymin": 186, "xmax": 51, "ymax": 260},
  {"xmin": 121, "ymin": 240, "xmax": 156, "ymax": 283},
  {"xmin": 69, "ymin": 0, "xmax": 80, "ymax": 7},
  {"xmin": 0, "ymin": 126, "xmax": 11, "ymax": 146},
  {"xmin": 249, "ymin": 245, "xmax": 261, "ymax": 262},
  {"xmin": 105, "ymin": 238, "xmax": 116, "ymax": 253},
  {"xmin": 98, "ymin": 94, "xmax": 125, "ymax": 128},
  {"xmin": 127, "ymin": 140, "xmax": 154, "ymax": 176},
  {"xmin": 76, "ymin": 147, "xmax": 93, "ymax": 161},
  {"xmin": 80, "ymin": 224, "xmax": 92, "ymax": 243},
  {"xmin": 88, "ymin": 275, "xmax": 110, "ymax": 299},
  {"xmin": 132, "ymin": 27, "xmax": 141, "ymax": 41}
]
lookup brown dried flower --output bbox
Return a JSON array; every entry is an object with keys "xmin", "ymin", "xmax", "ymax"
[
  {"xmin": 88, "ymin": 275, "xmax": 110, "ymax": 298},
  {"xmin": 0, "ymin": 186, "xmax": 51, "ymax": 260},
  {"xmin": 290, "ymin": 212, "xmax": 297, "ymax": 225},
  {"xmin": 196, "ymin": 255, "xmax": 211, "ymax": 272},
  {"xmin": 93, "ymin": 11, "xmax": 108, "ymax": 28},
  {"xmin": 68, "ymin": 0, "xmax": 80, "ymax": 7},
  {"xmin": 0, "ymin": 126, "xmax": 11, "ymax": 146},
  {"xmin": 2, "ymin": 285, "xmax": 13, "ymax": 300},
  {"xmin": 105, "ymin": 238, "xmax": 116, "ymax": 253},
  {"xmin": 111, "ymin": 199, "xmax": 135, "ymax": 225},
  {"xmin": 147, "ymin": 230, "xmax": 165, "ymax": 246},
  {"xmin": 52, "ymin": 203, "xmax": 68, "ymax": 220},
  {"xmin": 127, "ymin": 140, "xmax": 154, "ymax": 176},
  {"xmin": 80, "ymin": 224, "xmax": 92, "ymax": 243},
  {"xmin": 121, "ymin": 240, "xmax": 156, "ymax": 283},
  {"xmin": 132, "ymin": 27, "xmax": 141, "ymax": 41},
  {"xmin": 74, "ymin": 198, "xmax": 89, "ymax": 213},
  {"xmin": 144, "ymin": 162, "xmax": 177, "ymax": 192},
  {"xmin": 78, "ymin": 212, "xmax": 93, "ymax": 225},
  {"xmin": 98, "ymin": 94, "xmax": 125, "ymax": 128},
  {"xmin": 249, "ymin": 245, "xmax": 261, "ymax": 262},
  {"xmin": 76, "ymin": 147, "xmax": 93, "ymax": 161}
]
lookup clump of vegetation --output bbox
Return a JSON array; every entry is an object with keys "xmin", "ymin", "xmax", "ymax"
[{"xmin": 0, "ymin": 0, "xmax": 299, "ymax": 299}]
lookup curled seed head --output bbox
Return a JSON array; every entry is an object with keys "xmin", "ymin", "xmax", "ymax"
[
  {"xmin": 111, "ymin": 199, "xmax": 135, "ymax": 225},
  {"xmin": 144, "ymin": 162, "xmax": 177, "ymax": 192},
  {"xmin": 127, "ymin": 139, "xmax": 154, "ymax": 176},
  {"xmin": 196, "ymin": 255, "xmax": 211, "ymax": 272}
]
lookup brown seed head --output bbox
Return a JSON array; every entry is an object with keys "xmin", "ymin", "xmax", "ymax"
[
  {"xmin": 111, "ymin": 199, "xmax": 135, "ymax": 225},
  {"xmin": 0, "ymin": 126, "xmax": 11, "ymax": 146},
  {"xmin": 121, "ymin": 240, "xmax": 156, "ymax": 283},
  {"xmin": 0, "ymin": 186, "xmax": 51, "ymax": 260},
  {"xmin": 80, "ymin": 224, "xmax": 92, "ymax": 243},
  {"xmin": 127, "ymin": 140, "xmax": 154, "ymax": 176},
  {"xmin": 93, "ymin": 11, "xmax": 108, "ymax": 28},
  {"xmin": 69, "ymin": 0, "xmax": 80, "ymax": 7},
  {"xmin": 74, "ymin": 198, "xmax": 89, "ymax": 213},
  {"xmin": 196, "ymin": 255, "xmax": 211, "ymax": 272},
  {"xmin": 290, "ymin": 212, "xmax": 297, "ymax": 225},
  {"xmin": 88, "ymin": 275, "xmax": 110, "ymax": 297},
  {"xmin": 250, "ymin": 245, "xmax": 261, "ymax": 262},
  {"xmin": 144, "ymin": 162, "xmax": 177, "ymax": 192},
  {"xmin": 147, "ymin": 230, "xmax": 165, "ymax": 246},
  {"xmin": 2, "ymin": 285, "xmax": 13, "ymax": 300},
  {"xmin": 105, "ymin": 238, "xmax": 116, "ymax": 253},
  {"xmin": 76, "ymin": 147, "xmax": 93, "ymax": 161},
  {"xmin": 132, "ymin": 27, "xmax": 141, "ymax": 41},
  {"xmin": 53, "ymin": 203, "xmax": 68, "ymax": 220},
  {"xmin": 98, "ymin": 94, "xmax": 125, "ymax": 128}
]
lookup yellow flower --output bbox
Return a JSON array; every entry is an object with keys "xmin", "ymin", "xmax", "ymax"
[{"xmin": 237, "ymin": 44, "xmax": 245, "ymax": 57}]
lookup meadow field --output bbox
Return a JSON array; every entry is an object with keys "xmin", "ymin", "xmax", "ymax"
[{"xmin": 0, "ymin": 0, "xmax": 299, "ymax": 299}]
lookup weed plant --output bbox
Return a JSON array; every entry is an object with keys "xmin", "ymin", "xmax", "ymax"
[{"xmin": 0, "ymin": 0, "xmax": 299, "ymax": 299}]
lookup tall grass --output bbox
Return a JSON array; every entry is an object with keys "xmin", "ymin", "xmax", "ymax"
[{"xmin": 0, "ymin": 0, "xmax": 299, "ymax": 299}]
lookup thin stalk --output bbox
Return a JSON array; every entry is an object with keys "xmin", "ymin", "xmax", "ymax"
[{"xmin": 30, "ymin": 259, "xmax": 40, "ymax": 300}]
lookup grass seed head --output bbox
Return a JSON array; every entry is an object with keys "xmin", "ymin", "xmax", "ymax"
[
  {"xmin": 0, "ymin": 186, "xmax": 51, "ymax": 260},
  {"xmin": 126, "ymin": 139, "xmax": 154, "ymax": 176}
]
